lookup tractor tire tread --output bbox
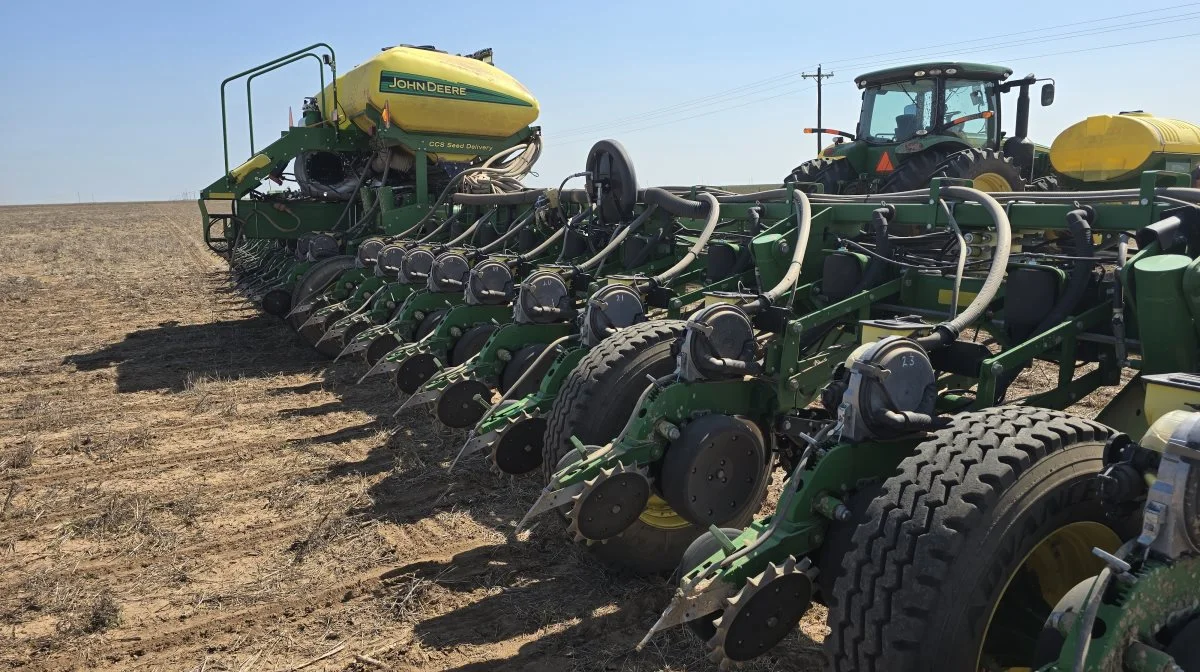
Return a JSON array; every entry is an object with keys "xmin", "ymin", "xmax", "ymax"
[
  {"xmin": 825, "ymin": 406, "xmax": 1114, "ymax": 672},
  {"xmin": 541, "ymin": 319, "xmax": 686, "ymax": 483}
]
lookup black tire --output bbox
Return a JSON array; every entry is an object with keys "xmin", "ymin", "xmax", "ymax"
[
  {"xmin": 541, "ymin": 319, "xmax": 692, "ymax": 575},
  {"xmin": 877, "ymin": 149, "xmax": 952, "ymax": 193},
  {"xmin": 930, "ymin": 147, "xmax": 1024, "ymax": 192},
  {"xmin": 785, "ymin": 157, "xmax": 859, "ymax": 195},
  {"xmin": 450, "ymin": 324, "xmax": 497, "ymax": 366},
  {"xmin": 287, "ymin": 255, "xmax": 353, "ymax": 330},
  {"xmin": 414, "ymin": 309, "xmax": 448, "ymax": 341},
  {"xmin": 365, "ymin": 334, "xmax": 399, "ymax": 366},
  {"xmin": 814, "ymin": 482, "xmax": 883, "ymax": 605},
  {"xmin": 500, "ymin": 343, "xmax": 554, "ymax": 398},
  {"xmin": 826, "ymin": 406, "xmax": 1139, "ymax": 672},
  {"xmin": 1030, "ymin": 174, "xmax": 1060, "ymax": 192}
]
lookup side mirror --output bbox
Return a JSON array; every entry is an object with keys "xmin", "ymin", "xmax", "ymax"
[{"xmin": 1040, "ymin": 82, "xmax": 1055, "ymax": 106}]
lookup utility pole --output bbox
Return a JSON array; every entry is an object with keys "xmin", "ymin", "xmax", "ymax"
[{"xmin": 801, "ymin": 65, "xmax": 834, "ymax": 155}]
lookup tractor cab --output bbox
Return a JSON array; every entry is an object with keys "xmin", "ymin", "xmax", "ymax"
[
  {"xmin": 790, "ymin": 61, "xmax": 1055, "ymax": 194},
  {"xmin": 857, "ymin": 65, "xmax": 1002, "ymax": 150}
]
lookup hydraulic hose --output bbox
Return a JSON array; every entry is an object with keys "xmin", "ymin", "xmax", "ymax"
[
  {"xmin": 554, "ymin": 205, "xmax": 598, "ymax": 263},
  {"xmin": 644, "ymin": 187, "xmax": 708, "ymax": 218},
  {"xmin": 517, "ymin": 225, "xmax": 567, "ymax": 265},
  {"xmin": 516, "ymin": 205, "xmax": 594, "ymax": 266},
  {"xmin": 477, "ymin": 207, "xmax": 539, "ymax": 255},
  {"xmin": 411, "ymin": 214, "xmax": 457, "ymax": 245},
  {"xmin": 939, "ymin": 200, "xmax": 968, "ymax": 319},
  {"xmin": 744, "ymin": 188, "xmax": 813, "ymax": 312},
  {"xmin": 993, "ymin": 208, "xmax": 1095, "ymax": 403},
  {"xmin": 915, "ymin": 186, "xmax": 1011, "ymax": 350},
  {"xmin": 389, "ymin": 137, "xmax": 543, "ymax": 241},
  {"xmin": 440, "ymin": 207, "xmax": 497, "ymax": 248},
  {"xmin": 728, "ymin": 206, "xmax": 764, "ymax": 274},
  {"xmin": 648, "ymin": 193, "xmax": 721, "ymax": 287},
  {"xmin": 1031, "ymin": 209, "xmax": 1095, "ymax": 335},
  {"xmin": 852, "ymin": 207, "xmax": 894, "ymax": 294},
  {"xmin": 341, "ymin": 149, "xmax": 394, "ymax": 241},
  {"xmin": 329, "ymin": 157, "xmax": 375, "ymax": 234},
  {"xmin": 577, "ymin": 205, "xmax": 660, "ymax": 272}
]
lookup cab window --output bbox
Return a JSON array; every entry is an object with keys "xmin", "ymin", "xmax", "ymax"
[
  {"xmin": 860, "ymin": 80, "xmax": 937, "ymax": 143},
  {"xmin": 942, "ymin": 79, "xmax": 998, "ymax": 148}
]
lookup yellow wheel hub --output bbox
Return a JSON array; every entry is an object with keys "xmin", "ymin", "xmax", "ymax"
[
  {"xmin": 639, "ymin": 494, "xmax": 690, "ymax": 530},
  {"xmin": 978, "ymin": 521, "xmax": 1122, "ymax": 670},
  {"xmin": 972, "ymin": 171, "xmax": 1014, "ymax": 192}
]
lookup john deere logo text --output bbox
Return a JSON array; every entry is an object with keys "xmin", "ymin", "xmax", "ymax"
[{"xmin": 379, "ymin": 71, "xmax": 532, "ymax": 107}]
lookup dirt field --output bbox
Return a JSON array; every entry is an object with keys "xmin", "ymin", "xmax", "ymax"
[{"xmin": 0, "ymin": 202, "xmax": 830, "ymax": 671}]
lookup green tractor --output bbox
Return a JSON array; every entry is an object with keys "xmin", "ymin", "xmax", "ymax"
[{"xmin": 788, "ymin": 61, "xmax": 1055, "ymax": 193}]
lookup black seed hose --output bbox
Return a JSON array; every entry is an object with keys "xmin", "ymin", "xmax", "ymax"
[
  {"xmin": 915, "ymin": 186, "xmax": 1011, "ymax": 350},
  {"xmin": 648, "ymin": 192, "xmax": 721, "ymax": 287}
]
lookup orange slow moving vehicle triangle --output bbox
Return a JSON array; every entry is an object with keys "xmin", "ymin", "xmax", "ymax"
[{"xmin": 876, "ymin": 152, "xmax": 895, "ymax": 173}]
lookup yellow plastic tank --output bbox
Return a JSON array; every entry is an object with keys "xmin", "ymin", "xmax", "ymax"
[
  {"xmin": 1050, "ymin": 113, "xmax": 1200, "ymax": 182},
  {"xmin": 316, "ymin": 46, "xmax": 538, "ymax": 141}
]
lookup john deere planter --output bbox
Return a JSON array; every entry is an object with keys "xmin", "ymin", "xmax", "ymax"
[
  {"xmin": 593, "ymin": 175, "xmax": 1200, "ymax": 669},
  {"xmin": 405, "ymin": 145, "xmax": 775, "ymax": 435},
  {"xmin": 198, "ymin": 42, "xmax": 546, "ymax": 353},
  {"xmin": 199, "ymin": 46, "xmax": 1200, "ymax": 671}
]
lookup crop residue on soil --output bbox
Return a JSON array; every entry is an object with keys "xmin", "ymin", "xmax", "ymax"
[{"xmin": 0, "ymin": 202, "xmax": 831, "ymax": 671}]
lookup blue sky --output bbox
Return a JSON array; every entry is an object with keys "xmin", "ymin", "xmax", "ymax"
[{"xmin": 2, "ymin": 0, "xmax": 1199, "ymax": 204}]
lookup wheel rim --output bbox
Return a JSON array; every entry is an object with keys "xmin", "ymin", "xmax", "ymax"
[
  {"xmin": 638, "ymin": 494, "xmax": 690, "ymax": 530},
  {"xmin": 972, "ymin": 172, "xmax": 1014, "ymax": 192},
  {"xmin": 977, "ymin": 521, "xmax": 1121, "ymax": 670}
]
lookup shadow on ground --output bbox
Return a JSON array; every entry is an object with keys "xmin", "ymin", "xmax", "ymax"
[{"xmin": 63, "ymin": 314, "xmax": 326, "ymax": 393}]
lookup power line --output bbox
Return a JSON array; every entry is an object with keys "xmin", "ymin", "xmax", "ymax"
[
  {"xmin": 554, "ymin": 83, "xmax": 816, "ymax": 147},
  {"xmin": 548, "ymin": 3, "xmax": 1199, "ymax": 138},
  {"xmin": 548, "ymin": 16, "xmax": 1200, "ymax": 143}
]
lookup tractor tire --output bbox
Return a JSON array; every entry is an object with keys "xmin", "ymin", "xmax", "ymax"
[
  {"xmin": 930, "ymin": 147, "xmax": 1025, "ymax": 192},
  {"xmin": 785, "ymin": 157, "xmax": 859, "ymax": 195},
  {"xmin": 287, "ymin": 255, "xmax": 354, "ymax": 330},
  {"xmin": 825, "ymin": 406, "xmax": 1139, "ymax": 672},
  {"xmin": 542, "ymin": 319, "xmax": 694, "ymax": 575},
  {"xmin": 877, "ymin": 149, "xmax": 951, "ymax": 193},
  {"xmin": 1030, "ymin": 174, "xmax": 1060, "ymax": 192}
]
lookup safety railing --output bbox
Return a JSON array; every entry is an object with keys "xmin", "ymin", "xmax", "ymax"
[{"xmin": 220, "ymin": 43, "xmax": 339, "ymax": 177}]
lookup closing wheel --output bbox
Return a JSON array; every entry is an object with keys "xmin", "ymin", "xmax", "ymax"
[
  {"xmin": 450, "ymin": 324, "xmax": 497, "ymax": 366},
  {"xmin": 287, "ymin": 255, "xmax": 353, "ymax": 330},
  {"xmin": 660, "ymin": 414, "xmax": 768, "ymax": 527},
  {"xmin": 300, "ymin": 309, "xmax": 346, "ymax": 358},
  {"xmin": 493, "ymin": 416, "xmax": 548, "ymax": 475},
  {"xmin": 414, "ymin": 309, "xmax": 448, "ymax": 341},
  {"xmin": 365, "ymin": 334, "xmax": 399, "ymax": 366},
  {"xmin": 341, "ymin": 321, "xmax": 368, "ymax": 351},
  {"xmin": 499, "ymin": 343, "xmax": 554, "ymax": 398},
  {"xmin": 826, "ymin": 406, "xmax": 1138, "ymax": 672},
  {"xmin": 395, "ymin": 353, "xmax": 440, "ymax": 394},
  {"xmin": 262, "ymin": 289, "xmax": 291, "ymax": 317},
  {"xmin": 544, "ymin": 319, "xmax": 763, "ymax": 574},
  {"xmin": 436, "ymin": 378, "xmax": 493, "ymax": 428},
  {"xmin": 709, "ymin": 557, "xmax": 815, "ymax": 665}
]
